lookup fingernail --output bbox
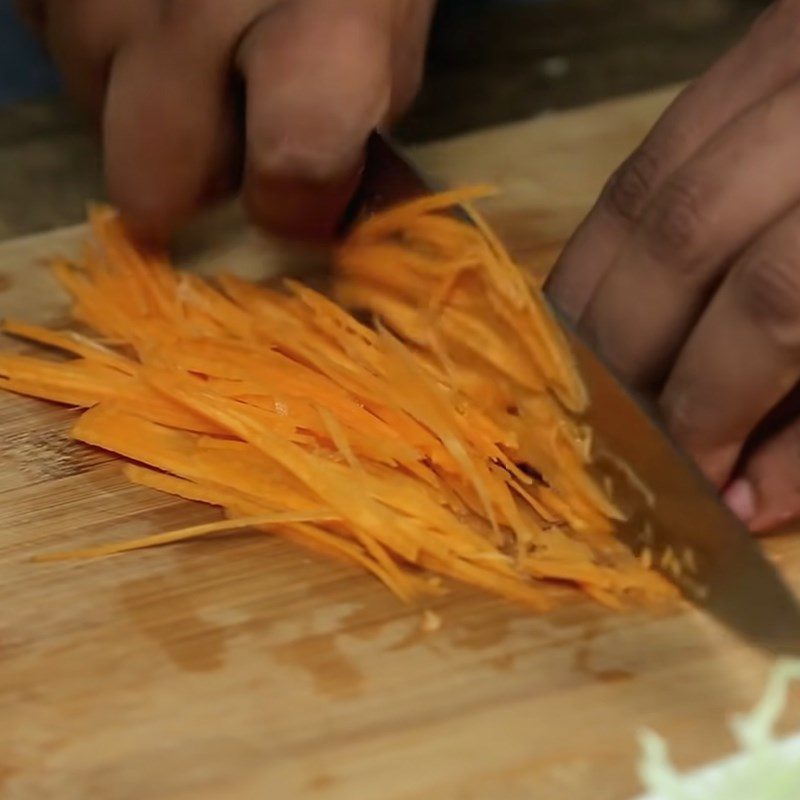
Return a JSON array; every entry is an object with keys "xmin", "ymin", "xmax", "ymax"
[{"xmin": 723, "ymin": 479, "xmax": 756, "ymax": 524}]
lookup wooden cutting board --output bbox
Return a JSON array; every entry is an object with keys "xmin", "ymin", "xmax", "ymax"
[{"xmin": 2, "ymin": 86, "xmax": 799, "ymax": 800}]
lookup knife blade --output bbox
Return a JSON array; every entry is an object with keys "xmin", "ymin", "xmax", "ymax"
[{"xmin": 347, "ymin": 133, "xmax": 800, "ymax": 656}]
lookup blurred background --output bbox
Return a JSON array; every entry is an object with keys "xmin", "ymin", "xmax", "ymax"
[{"xmin": 0, "ymin": 0, "xmax": 772, "ymax": 237}]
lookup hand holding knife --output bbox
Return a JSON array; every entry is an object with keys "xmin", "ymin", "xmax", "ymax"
[{"xmin": 351, "ymin": 134, "xmax": 800, "ymax": 657}]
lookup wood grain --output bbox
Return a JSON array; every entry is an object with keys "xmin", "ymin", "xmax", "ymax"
[{"xmin": 1, "ymin": 87, "xmax": 798, "ymax": 800}]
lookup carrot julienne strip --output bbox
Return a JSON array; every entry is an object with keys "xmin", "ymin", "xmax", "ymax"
[{"xmin": 0, "ymin": 187, "xmax": 675, "ymax": 611}]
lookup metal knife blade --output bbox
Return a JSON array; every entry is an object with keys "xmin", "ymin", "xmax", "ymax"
[{"xmin": 347, "ymin": 133, "xmax": 800, "ymax": 656}]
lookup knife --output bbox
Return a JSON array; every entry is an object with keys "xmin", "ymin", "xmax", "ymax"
[{"xmin": 346, "ymin": 133, "xmax": 800, "ymax": 656}]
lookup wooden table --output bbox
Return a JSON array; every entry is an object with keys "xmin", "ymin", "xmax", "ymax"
[{"xmin": 1, "ymin": 86, "xmax": 798, "ymax": 800}]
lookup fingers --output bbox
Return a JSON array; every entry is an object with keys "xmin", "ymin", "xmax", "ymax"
[
  {"xmin": 103, "ymin": 1, "xmax": 267, "ymax": 242},
  {"xmin": 104, "ymin": 40, "xmax": 231, "ymax": 242},
  {"xmin": 546, "ymin": 0, "xmax": 800, "ymax": 319},
  {"xmin": 45, "ymin": 0, "xmax": 433, "ymax": 242},
  {"xmin": 726, "ymin": 417, "xmax": 800, "ymax": 533},
  {"xmin": 659, "ymin": 203, "xmax": 800, "ymax": 486},
  {"xmin": 579, "ymin": 76, "xmax": 800, "ymax": 388},
  {"xmin": 542, "ymin": 1, "xmax": 800, "ymax": 530},
  {"xmin": 235, "ymin": 0, "xmax": 401, "ymax": 241},
  {"xmin": 40, "ymin": 0, "xmax": 155, "ymax": 118}
]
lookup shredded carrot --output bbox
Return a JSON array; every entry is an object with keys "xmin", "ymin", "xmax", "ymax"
[
  {"xmin": 0, "ymin": 190, "xmax": 676, "ymax": 610},
  {"xmin": 36, "ymin": 510, "xmax": 341, "ymax": 561}
]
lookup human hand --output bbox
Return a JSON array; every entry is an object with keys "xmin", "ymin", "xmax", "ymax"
[
  {"xmin": 546, "ymin": 0, "xmax": 800, "ymax": 533},
  {"xmin": 17, "ymin": 0, "xmax": 436, "ymax": 241}
]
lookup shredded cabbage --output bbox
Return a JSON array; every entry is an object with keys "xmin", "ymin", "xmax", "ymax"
[{"xmin": 636, "ymin": 660, "xmax": 800, "ymax": 799}]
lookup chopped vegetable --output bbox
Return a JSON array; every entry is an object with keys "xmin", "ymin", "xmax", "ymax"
[
  {"xmin": 0, "ymin": 192, "xmax": 675, "ymax": 609},
  {"xmin": 637, "ymin": 660, "xmax": 800, "ymax": 799},
  {"xmin": 420, "ymin": 610, "xmax": 442, "ymax": 633}
]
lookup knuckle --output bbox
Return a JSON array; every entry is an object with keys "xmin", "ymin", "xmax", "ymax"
[
  {"xmin": 643, "ymin": 176, "xmax": 707, "ymax": 271},
  {"xmin": 604, "ymin": 145, "xmax": 662, "ymax": 224},
  {"xmin": 248, "ymin": 132, "xmax": 359, "ymax": 185},
  {"xmin": 735, "ymin": 251, "xmax": 800, "ymax": 350},
  {"xmin": 660, "ymin": 387, "xmax": 739, "ymax": 486}
]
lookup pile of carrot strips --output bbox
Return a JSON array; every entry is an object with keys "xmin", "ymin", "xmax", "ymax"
[{"xmin": 0, "ymin": 189, "xmax": 675, "ymax": 610}]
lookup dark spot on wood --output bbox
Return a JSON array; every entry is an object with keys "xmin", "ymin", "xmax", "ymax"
[
  {"xmin": 272, "ymin": 633, "xmax": 364, "ymax": 700},
  {"xmin": 119, "ymin": 575, "xmax": 231, "ymax": 673},
  {"xmin": 451, "ymin": 615, "xmax": 511, "ymax": 651},
  {"xmin": 0, "ymin": 763, "xmax": 18, "ymax": 791},
  {"xmin": 596, "ymin": 668, "xmax": 634, "ymax": 683},
  {"xmin": 307, "ymin": 773, "xmax": 337, "ymax": 792},
  {"xmin": 341, "ymin": 601, "xmax": 398, "ymax": 642},
  {"xmin": 490, "ymin": 653, "xmax": 517, "ymax": 672},
  {"xmin": 574, "ymin": 638, "xmax": 634, "ymax": 684},
  {"xmin": 0, "ymin": 275, "xmax": 11, "ymax": 293}
]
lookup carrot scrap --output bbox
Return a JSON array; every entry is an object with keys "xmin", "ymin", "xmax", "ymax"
[
  {"xmin": 34, "ymin": 510, "xmax": 341, "ymax": 561},
  {"xmin": 0, "ymin": 190, "xmax": 676, "ymax": 610}
]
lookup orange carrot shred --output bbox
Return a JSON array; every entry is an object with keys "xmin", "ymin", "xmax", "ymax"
[{"xmin": 0, "ymin": 189, "xmax": 676, "ymax": 611}]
